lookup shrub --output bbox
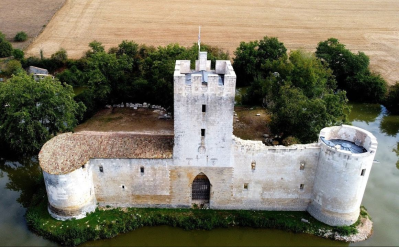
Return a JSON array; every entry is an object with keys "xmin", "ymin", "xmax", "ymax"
[
  {"xmin": 51, "ymin": 48, "xmax": 68, "ymax": 64},
  {"xmin": 316, "ymin": 38, "xmax": 387, "ymax": 103},
  {"xmin": 384, "ymin": 82, "xmax": 399, "ymax": 114},
  {"xmin": 282, "ymin": 136, "xmax": 301, "ymax": 146},
  {"xmin": 14, "ymin": 31, "xmax": 28, "ymax": 42},
  {"xmin": 4, "ymin": 60, "xmax": 22, "ymax": 76},
  {"xmin": 0, "ymin": 31, "xmax": 13, "ymax": 58},
  {"xmin": 12, "ymin": 49, "xmax": 24, "ymax": 60}
]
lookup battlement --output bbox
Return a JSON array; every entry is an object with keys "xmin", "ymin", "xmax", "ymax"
[{"xmin": 174, "ymin": 52, "xmax": 236, "ymax": 97}]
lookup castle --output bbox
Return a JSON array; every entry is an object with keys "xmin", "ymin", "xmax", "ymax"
[{"xmin": 39, "ymin": 52, "xmax": 377, "ymax": 226}]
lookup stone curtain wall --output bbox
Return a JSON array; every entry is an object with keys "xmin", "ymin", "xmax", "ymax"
[
  {"xmin": 230, "ymin": 137, "xmax": 320, "ymax": 210},
  {"xmin": 91, "ymin": 159, "xmax": 173, "ymax": 208},
  {"xmin": 87, "ymin": 139, "xmax": 321, "ymax": 211}
]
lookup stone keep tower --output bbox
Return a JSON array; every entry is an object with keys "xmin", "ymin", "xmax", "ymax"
[{"xmin": 173, "ymin": 52, "xmax": 236, "ymax": 167}]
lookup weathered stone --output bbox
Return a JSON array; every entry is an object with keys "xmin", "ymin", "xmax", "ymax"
[{"xmin": 40, "ymin": 53, "xmax": 377, "ymax": 228}]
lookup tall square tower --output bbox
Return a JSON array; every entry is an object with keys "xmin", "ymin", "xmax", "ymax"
[{"xmin": 173, "ymin": 52, "xmax": 236, "ymax": 167}]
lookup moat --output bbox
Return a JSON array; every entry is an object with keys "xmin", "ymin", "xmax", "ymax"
[{"xmin": 0, "ymin": 103, "xmax": 398, "ymax": 246}]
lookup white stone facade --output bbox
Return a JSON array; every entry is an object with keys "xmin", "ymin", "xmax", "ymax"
[{"xmin": 41, "ymin": 52, "xmax": 378, "ymax": 226}]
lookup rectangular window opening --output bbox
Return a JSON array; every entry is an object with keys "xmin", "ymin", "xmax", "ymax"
[
  {"xmin": 244, "ymin": 183, "xmax": 249, "ymax": 190},
  {"xmin": 361, "ymin": 169, "xmax": 366, "ymax": 176},
  {"xmin": 99, "ymin": 166, "xmax": 103, "ymax": 172},
  {"xmin": 201, "ymin": 129, "xmax": 205, "ymax": 137},
  {"xmin": 202, "ymin": 105, "xmax": 206, "ymax": 112},
  {"xmin": 300, "ymin": 184, "xmax": 304, "ymax": 190},
  {"xmin": 140, "ymin": 166, "xmax": 144, "ymax": 174}
]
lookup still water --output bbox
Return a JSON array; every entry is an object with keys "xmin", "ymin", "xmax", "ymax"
[{"xmin": 0, "ymin": 103, "xmax": 398, "ymax": 246}]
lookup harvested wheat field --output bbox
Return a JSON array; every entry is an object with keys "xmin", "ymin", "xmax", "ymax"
[
  {"xmin": 25, "ymin": 0, "xmax": 399, "ymax": 85},
  {"xmin": 0, "ymin": 0, "xmax": 65, "ymax": 49}
]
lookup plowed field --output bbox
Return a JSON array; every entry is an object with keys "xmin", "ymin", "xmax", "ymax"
[
  {"xmin": 25, "ymin": 0, "xmax": 399, "ymax": 85},
  {"xmin": 0, "ymin": 0, "xmax": 65, "ymax": 49}
]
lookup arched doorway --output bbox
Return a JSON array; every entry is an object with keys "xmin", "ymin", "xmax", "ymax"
[{"xmin": 192, "ymin": 173, "xmax": 210, "ymax": 208}]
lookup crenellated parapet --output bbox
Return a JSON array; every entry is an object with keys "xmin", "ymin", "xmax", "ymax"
[{"xmin": 174, "ymin": 52, "xmax": 236, "ymax": 97}]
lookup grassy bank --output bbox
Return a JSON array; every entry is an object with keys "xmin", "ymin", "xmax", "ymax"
[{"xmin": 25, "ymin": 191, "xmax": 369, "ymax": 246}]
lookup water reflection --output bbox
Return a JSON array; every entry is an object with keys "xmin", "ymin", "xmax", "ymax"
[
  {"xmin": 0, "ymin": 156, "xmax": 53, "ymax": 246},
  {"xmin": 0, "ymin": 156, "xmax": 43, "ymax": 207},
  {"xmin": 380, "ymin": 112, "xmax": 399, "ymax": 136},
  {"xmin": 348, "ymin": 103, "xmax": 381, "ymax": 124},
  {"xmin": 393, "ymin": 143, "xmax": 399, "ymax": 170},
  {"xmin": 82, "ymin": 225, "xmax": 348, "ymax": 247}
]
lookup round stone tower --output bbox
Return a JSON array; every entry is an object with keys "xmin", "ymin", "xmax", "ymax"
[
  {"xmin": 307, "ymin": 125, "xmax": 377, "ymax": 226},
  {"xmin": 43, "ymin": 164, "xmax": 96, "ymax": 220}
]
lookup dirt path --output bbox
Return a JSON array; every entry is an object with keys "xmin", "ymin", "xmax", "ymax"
[{"xmin": 25, "ymin": 0, "xmax": 399, "ymax": 85}]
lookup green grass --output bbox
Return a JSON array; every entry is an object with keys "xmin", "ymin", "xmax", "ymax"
[{"xmin": 25, "ymin": 190, "xmax": 367, "ymax": 246}]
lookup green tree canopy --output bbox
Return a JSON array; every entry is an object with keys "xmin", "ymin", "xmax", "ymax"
[
  {"xmin": 0, "ymin": 72, "xmax": 85, "ymax": 154},
  {"xmin": 51, "ymin": 48, "xmax": 68, "ymax": 65},
  {"xmin": 0, "ymin": 31, "xmax": 13, "ymax": 58},
  {"xmin": 316, "ymin": 38, "xmax": 387, "ymax": 102},
  {"xmin": 14, "ymin": 31, "xmax": 28, "ymax": 42},
  {"xmin": 12, "ymin": 49, "xmax": 24, "ymax": 60},
  {"xmin": 233, "ymin": 36, "xmax": 287, "ymax": 87},
  {"xmin": 248, "ymin": 50, "xmax": 349, "ymax": 143},
  {"xmin": 4, "ymin": 60, "xmax": 23, "ymax": 76},
  {"xmin": 384, "ymin": 82, "xmax": 399, "ymax": 114},
  {"xmin": 58, "ymin": 41, "xmax": 229, "ymax": 120}
]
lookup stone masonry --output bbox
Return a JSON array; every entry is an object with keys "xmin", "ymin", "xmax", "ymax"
[{"xmin": 40, "ymin": 52, "xmax": 378, "ymax": 226}]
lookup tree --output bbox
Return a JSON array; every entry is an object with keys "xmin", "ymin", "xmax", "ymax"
[
  {"xmin": 265, "ymin": 50, "xmax": 349, "ymax": 143},
  {"xmin": 0, "ymin": 31, "xmax": 13, "ymax": 58},
  {"xmin": 51, "ymin": 48, "xmax": 68, "ymax": 64},
  {"xmin": 345, "ymin": 71, "xmax": 387, "ymax": 103},
  {"xmin": 86, "ymin": 40, "xmax": 105, "ymax": 57},
  {"xmin": 0, "ymin": 72, "xmax": 86, "ymax": 154},
  {"xmin": 233, "ymin": 36, "xmax": 286, "ymax": 87},
  {"xmin": 384, "ymin": 82, "xmax": 399, "ymax": 114},
  {"xmin": 14, "ymin": 31, "xmax": 28, "ymax": 42},
  {"xmin": 12, "ymin": 49, "xmax": 24, "ymax": 60},
  {"xmin": 4, "ymin": 60, "xmax": 23, "ymax": 76},
  {"xmin": 316, "ymin": 38, "xmax": 387, "ymax": 102}
]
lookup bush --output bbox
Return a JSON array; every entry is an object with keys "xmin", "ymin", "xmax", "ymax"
[
  {"xmin": 316, "ymin": 38, "xmax": 387, "ymax": 103},
  {"xmin": 282, "ymin": 136, "xmax": 301, "ymax": 146},
  {"xmin": 51, "ymin": 48, "xmax": 68, "ymax": 64},
  {"xmin": 0, "ymin": 31, "xmax": 13, "ymax": 58},
  {"xmin": 14, "ymin": 31, "xmax": 28, "ymax": 42},
  {"xmin": 4, "ymin": 60, "xmax": 22, "ymax": 76},
  {"xmin": 12, "ymin": 49, "xmax": 24, "ymax": 60},
  {"xmin": 384, "ymin": 82, "xmax": 399, "ymax": 114}
]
